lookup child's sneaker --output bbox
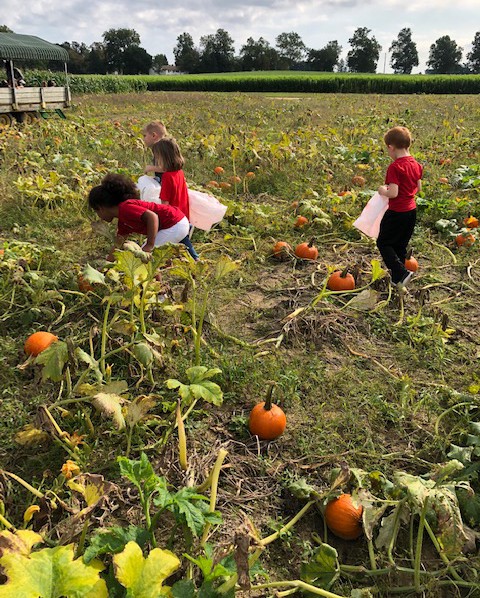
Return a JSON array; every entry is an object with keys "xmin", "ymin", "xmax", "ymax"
[{"xmin": 397, "ymin": 270, "xmax": 414, "ymax": 290}]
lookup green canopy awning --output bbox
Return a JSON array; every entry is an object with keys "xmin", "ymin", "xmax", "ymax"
[{"xmin": 0, "ymin": 33, "xmax": 68, "ymax": 62}]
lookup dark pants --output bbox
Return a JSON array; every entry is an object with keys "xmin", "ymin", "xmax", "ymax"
[
  {"xmin": 377, "ymin": 209, "xmax": 416, "ymax": 284},
  {"xmin": 180, "ymin": 236, "xmax": 199, "ymax": 260}
]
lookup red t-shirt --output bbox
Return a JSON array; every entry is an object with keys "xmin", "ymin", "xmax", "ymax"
[
  {"xmin": 385, "ymin": 156, "xmax": 423, "ymax": 212},
  {"xmin": 160, "ymin": 170, "xmax": 190, "ymax": 219},
  {"xmin": 117, "ymin": 199, "xmax": 184, "ymax": 237}
]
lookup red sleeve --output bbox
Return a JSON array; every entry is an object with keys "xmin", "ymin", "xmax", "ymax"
[
  {"xmin": 117, "ymin": 201, "xmax": 147, "ymax": 236},
  {"xmin": 385, "ymin": 162, "xmax": 400, "ymax": 186}
]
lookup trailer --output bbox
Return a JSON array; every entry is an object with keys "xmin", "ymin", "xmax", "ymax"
[{"xmin": 0, "ymin": 33, "xmax": 70, "ymax": 125}]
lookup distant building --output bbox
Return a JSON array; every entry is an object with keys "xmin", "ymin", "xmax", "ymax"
[{"xmin": 160, "ymin": 65, "xmax": 181, "ymax": 75}]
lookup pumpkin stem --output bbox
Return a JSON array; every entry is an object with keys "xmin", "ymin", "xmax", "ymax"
[
  {"xmin": 340, "ymin": 267, "xmax": 349, "ymax": 278},
  {"xmin": 308, "ymin": 238, "xmax": 316, "ymax": 248},
  {"xmin": 406, "ymin": 248, "xmax": 413, "ymax": 259},
  {"xmin": 264, "ymin": 381, "xmax": 276, "ymax": 411}
]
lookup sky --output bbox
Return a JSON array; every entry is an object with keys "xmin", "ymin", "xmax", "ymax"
[{"xmin": 2, "ymin": 0, "xmax": 479, "ymax": 73}]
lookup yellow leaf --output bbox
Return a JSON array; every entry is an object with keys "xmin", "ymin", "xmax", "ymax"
[{"xmin": 113, "ymin": 541, "xmax": 180, "ymax": 598}]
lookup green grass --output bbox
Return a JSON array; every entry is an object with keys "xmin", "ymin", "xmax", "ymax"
[{"xmin": 0, "ymin": 91, "xmax": 479, "ymax": 595}]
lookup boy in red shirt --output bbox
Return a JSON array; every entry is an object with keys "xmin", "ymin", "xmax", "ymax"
[{"xmin": 377, "ymin": 126, "xmax": 423, "ymax": 288}]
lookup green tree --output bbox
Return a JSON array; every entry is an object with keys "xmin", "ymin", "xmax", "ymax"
[
  {"xmin": 307, "ymin": 41, "xmax": 342, "ymax": 72},
  {"xmin": 275, "ymin": 31, "xmax": 306, "ymax": 68},
  {"xmin": 103, "ymin": 28, "xmax": 141, "ymax": 73},
  {"xmin": 123, "ymin": 46, "xmax": 152, "ymax": 74},
  {"xmin": 389, "ymin": 28, "xmax": 419, "ymax": 74},
  {"xmin": 60, "ymin": 41, "xmax": 90, "ymax": 74},
  {"xmin": 427, "ymin": 35, "xmax": 462, "ymax": 73},
  {"xmin": 199, "ymin": 28, "xmax": 235, "ymax": 73},
  {"xmin": 466, "ymin": 31, "xmax": 480, "ymax": 73},
  {"xmin": 240, "ymin": 37, "xmax": 279, "ymax": 71},
  {"xmin": 87, "ymin": 42, "xmax": 107, "ymax": 74},
  {"xmin": 173, "ymin": 33, "xmax": 200, "ymax": 73},
  {"xmin": 152, "ymin": 53, "xmax": 168, "ymax": 73},
  {"xmin": 0, "ymin": 25, "xmax": 13, "ymax": 32},
  {"xmin": 347, "ymin": 27, "xmax": 382, "ymax": 73}
]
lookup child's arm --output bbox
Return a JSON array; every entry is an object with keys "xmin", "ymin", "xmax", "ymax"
[
  {"xmin": 144, "ymin": 165, "xmax": 157, "ymax": 174},
  {"xmin": 378, "ymin": 184, "xmax": 398, "ymax": 198},
  {"xmin": 417, "ymin": 180, "xmax": 422, "ymax": 194},
  {"xmin": 140, "ymin": 210, "xmax": 159, "ymax": 252},
  {"xmin": 107, "ymin": 234, "xmax": 127, "ymax": 262}
]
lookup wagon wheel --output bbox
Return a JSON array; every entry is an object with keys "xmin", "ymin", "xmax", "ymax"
[
  {"xmin": 22, "ymin": 112, "xmax": 39, "ymax": 125},
  {"xmin": 0, "ymin": 113, "xmax": 14, "ymax": 127}
]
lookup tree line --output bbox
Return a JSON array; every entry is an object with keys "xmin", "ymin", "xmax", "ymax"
[{"xmin": 1, "ymin": 24, "xmax": 479, "ymax": 75}]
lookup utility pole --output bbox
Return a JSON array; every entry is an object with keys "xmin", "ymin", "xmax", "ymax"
[{"xmin": 383, "ymin": 52, "xmax": 387, "ymax": 73}]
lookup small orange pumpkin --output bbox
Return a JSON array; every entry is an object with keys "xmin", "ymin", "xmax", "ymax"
[
  {"xmin": 24, "ymin": 331, "xmax": 58, "ymax": 356},
  {"xmin": 456, "ymin": 232, "xmax": 475, "ymax": 247},
  {"xmin": 464, "ymin": 216, "xmax": 479, "ymax": 229},
  {"xmin": 229, "ymin": 175, "xmax": 242, "ymax": 184},
  {"xmin": 294, "ymin": 215, "xmax": 309, "ymax": 228},
  {"xmin": 249, "ymin": 383, "xmax": 286, "ymax": 441},
  {"xmin": 219, "ymin": 182, "xmax": 231, "ymax": 190},
  {"xmin": 295, "ymin": 239, "xmax": 318, "ymax": 261},
  {"xmin": 324, "ymin": 493, "xmax": 363, "ymax": 540},
  {"xmin": 439, "ymin": 177, "xmax": 449, "ymax": 184},
  {"xmin": 404, "ymin": 250, "xmax": 419, "ymax": 273},
  {"xmin": 206, "ymin": 180, "xmax": 220, "ymax": 188},
  {"xmin": 327, "ymin": 268, "xmax": 355, "ymax": 291},
  {"xmin": 214, "ymin": 166, "xmax": 224, "ymax": 175},
  {"xmin": 272, "ymin": 241, "xmax": 292, "ymax": 261},
  {"xmin": 291, "ymin": 201, "xmax": 299, "ymax": 211},
  {"xmin": 245, "ymin": 172, "xmax": 255, "ymax": 179}
]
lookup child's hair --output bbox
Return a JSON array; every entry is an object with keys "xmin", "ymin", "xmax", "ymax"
[
  {"xmin": 88, "ymin": 173, "xmax": 139, "ymax": 210},
  {"xmin": 151, "ymin": 137, "xmax": 185, "ymax": 172},
  {"xmin": 384, "ymin": 126, "xmax": 412, "ymax": 149},
  {"xmin": 143, "ymin": 120, "xmax": 167, "ymax": 138}
]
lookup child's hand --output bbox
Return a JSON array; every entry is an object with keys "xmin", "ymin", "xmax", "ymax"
[
  {"xmin": 378, "ymin": 185, "xmax": 389, "ymax": 196},
  {"xmin": 143, "ymin": 243, "xmax": 154, "ymax": 253},
  {"xmin": 144, "ymin": 165, "xmax": 156, "ymax": 174}
]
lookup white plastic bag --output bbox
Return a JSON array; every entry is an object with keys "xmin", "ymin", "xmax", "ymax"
[
  {"xmin": 188, "ymin": 189, "xmax": 227, "ymax": 231},
  {"xmin": 353, "ymin": 192, "xmax": 388, "ymax": 239},
  {"xmin": 137, "ymin": 175, "xmax": 161, "ymax": 203}
]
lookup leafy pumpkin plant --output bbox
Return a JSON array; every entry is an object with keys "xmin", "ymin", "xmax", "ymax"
[{"xmin": 248, "ymin": 382, "xmax": 286, "ymax": 440}]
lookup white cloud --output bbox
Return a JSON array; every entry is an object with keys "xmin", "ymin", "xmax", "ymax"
[{"xmin": 1, "ymin": 0, "xmax": 478, "ymax": 70}]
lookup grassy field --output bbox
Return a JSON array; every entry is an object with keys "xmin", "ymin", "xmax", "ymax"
[{"xmin": 0, "ymin": 91, "xmax": 479, "ymax": 597}]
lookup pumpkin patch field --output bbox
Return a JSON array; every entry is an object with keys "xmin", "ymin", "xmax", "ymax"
[{"xmin": 0, "ymin": 91, "xmax": 479, "ymax": 597}]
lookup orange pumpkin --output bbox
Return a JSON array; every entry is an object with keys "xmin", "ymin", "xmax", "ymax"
[
  {"xmin": 456, "ymin": 233, "xmax": 475, "ymax": 247},
  {"xmin": 214, "ymin": 166, "xmax": 224, "ymax": 175},
  {"xmin": 249, "ymin": 384, "xmax": 286, "ymax": 441},
  {"xmin": 404, "ymin": 250, "xmax": 419, "ymax": 273},
  {"xmin": 463, "ymin": 216, "xmax": 479, "ymax": 229},
  {"xmin": 229, "ymin": 175, "xmax": 242, "ymax": 184},
  {"xmin": 24, "ymin": 331, "xmax": 58, "ymax": 356},
  {"xmin": 245, "ymin": 172, "xmax": 256, "ymax": 179},
  {"xmin": 324, "ymin": 493, "xmax": 363, "ymax": 540},
  {"xmin": 219, "ymin": 182, "xmax": 231, "ymax": 190},
  {"xmin": 291, "ymin": 201, "xmax": 299, "ymax": 211},
  {"xmin": 206, "ymin": 180, "xmax": 220, "ymax": 188},
  {"xmin": 295, "ymin": 239, "xmax": 318, "ymax": 261},
  {"xmin": 327, "ymin": 268, "xmax": 355, "ymax": 291},
  {"xmin": 294, "ymin": 215, "xmax": 309, "ymax": 228},
  {"xmin": 272, "ymin": 241, "xmax": 292, "ymax": 261},
  {"xmin": 439, "ymin": 177, "xmax": 449, "ymax": 184}
]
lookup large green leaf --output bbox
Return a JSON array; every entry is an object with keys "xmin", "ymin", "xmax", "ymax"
[
  {"xmin": 35, "ymin": 341, "xmax": 69, "ymax": 382},
  {"xmin": 118, "ymin": 453, "xmax": 160, "ymax": 498},
  {"xmin": 300, "ymin": 543, "xmax": 340, "ymax": 591},
  {"xmin": 81, "ymin": 264, "xmax": 105, "ymax": 286},
  {"xmin": 83, "ymin": 525, "xmax": 149, "ymax": 564},
  {"xmin": 113, "ymin": 541, "xmax": 180, "ymax": 598},
  {"xmin": 166, "ymin": 367, "xmax": 223, "ymax": 406},
  {"xmin": 0, "ymin": 544, "xmax": 108, "ymax": 598}
]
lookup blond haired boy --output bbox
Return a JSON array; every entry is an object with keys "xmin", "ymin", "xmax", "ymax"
[
  {"xmin": 143, "ymin": 121, "xmax": 168, "ymax": 182},
  {"xmin": 377, "ymin": 126, "xmax": 423, "ymax": 289}
]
